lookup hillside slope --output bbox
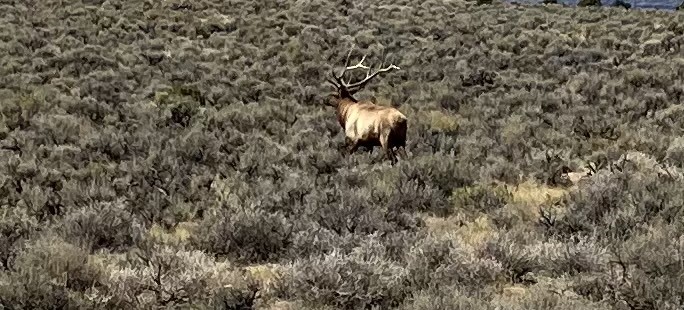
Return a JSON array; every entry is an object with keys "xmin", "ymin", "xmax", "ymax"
[{"xmin": 1, "ymin": 0, "xmax": 684, "ymax": 308}]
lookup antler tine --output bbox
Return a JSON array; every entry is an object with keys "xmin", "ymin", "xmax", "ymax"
[
  {"xmin": 345, "ymin": 55, "xmax": 369, "ymax": 71},
  {"xmin": 330, "ymin": 46, "xmax": 372, "ymax": 87},
  {"xmin": 346, "ymin": 63, "xmax": 400, "ymax": 92},
  {"xmin": 336, "ymin": 55, "xmax": 371, "ymax": 83},
  {"xmin": 341, "ymin": 55, "xmax": 370, "ymax": 85}
]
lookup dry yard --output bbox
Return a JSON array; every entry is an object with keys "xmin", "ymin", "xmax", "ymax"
[{"xmin": 1, "ymin": 0, "xmax": 684, "ymax": 309}]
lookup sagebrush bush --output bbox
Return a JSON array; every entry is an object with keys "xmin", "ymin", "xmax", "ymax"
[
  {"xmin": 480, "ymin": 227, "xmax": 546, "ymax": 283},
  {"xmin": 0, "ymin": 235, "xmax": 101, "ymax": 308},
  {"xmin": 404, "ymin": 234, "xmax": 504, "ymax": 291},
  {"xmin": 56, "ymin": 200, "xmax": 141, "ymax": 253},
  {"xmin": 0, "ymin": 206, "xmax": 38, "ymax": 271},
  {"xmin": 450, "ymin": 183, "xmax": 512, "ymax": 219},
  {"xmin": 398, "ymin": 286, "xmax": 492, "ymax": 310},
  {"xmin": 548, "ymin": 152, "xmax": 684, "ymax": 243},
  {"xmin": 95, "ymin": 237, "xmax": 263, "ymax": 308},
  {"xmin": 277, "ymin": 237, "xmax": 410, "ymax": 309},
  {"xmin": 193, "ymin": 202, "xmax": 296, "ymax": 264}
]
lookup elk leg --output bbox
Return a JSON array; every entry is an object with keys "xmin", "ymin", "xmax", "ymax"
[
  {"xmin": 343, "ymin": 137, "xmax": 358, "ymax": 155},
  {"xmin": 380, "ymin": 134, "xmax": 396, "ymax": 164},
  {"xmin": 347, "ymin": 140, "xmax": 359, "ymax": 154},
  {"xmin": 388, "ymin": 148, "xmax": 398, "ymax": 165}
]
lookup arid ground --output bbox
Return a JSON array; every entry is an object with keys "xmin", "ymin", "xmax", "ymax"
[{"xmin": 1, "ymin": 0, "xmax": 684, "ymax": 309}]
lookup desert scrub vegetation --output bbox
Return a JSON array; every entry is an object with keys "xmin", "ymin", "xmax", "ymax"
[{"xmin": 1, "ymin": 0, "xmax": 684, "ymax": 308}]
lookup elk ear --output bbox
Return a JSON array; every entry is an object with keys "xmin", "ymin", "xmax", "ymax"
[{"xmin": 322, "ymin": 92, "xmax": 338, "ymax": 106}]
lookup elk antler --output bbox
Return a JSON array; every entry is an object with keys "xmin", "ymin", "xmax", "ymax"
[
  {"xmin": 326, "ymin": 48, "xmax": 369, "ymax": 88},
  {"xmin": 327, "ymin": 46, "xmax": 400, "ymax": 96}
]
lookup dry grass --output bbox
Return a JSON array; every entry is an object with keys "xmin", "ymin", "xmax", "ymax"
[
  {"xmin": 500, "ymin": 285, "xmax": 529, "ymax": 299},
  {"xmin": 423, "ymin": 180, "xmax": 571, "ymax": 253},
  {"xmin": 510, "ymin": 180, "xmax": 568, "ymax": 207},
  {"xmin": 260, "ymin": 300, "xmax": 309, "ymax": 310},
  {"xmin": 426, "ymin": 110, "xmax": 461, "ymax": 132},
  {"xmin": 423, "ymin": 180, "xmax": 568, "ymax": 248},
  {"xmin": 148, "ymin": 222, "xmax": 198, "ymax": 244},
  {"xmin": 243, "ymin": 263, "xmax": 283, "ymax": 289},
  {"xmin": 504, "ymin": 180, "xmax": 569, "ymax": 220},
  {"xmin": 424, "ymin": 214, "xmax": 498, "ymax": 249}
]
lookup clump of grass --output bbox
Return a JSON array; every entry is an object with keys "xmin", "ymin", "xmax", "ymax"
[{"xmin": 450, "ymin": 183, "xmax": 513, "ymax": 219}]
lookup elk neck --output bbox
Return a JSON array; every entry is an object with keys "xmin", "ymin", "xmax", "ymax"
[{"xmin": 335, "ymin": 97, "xmax": 357, "ymax": 128}]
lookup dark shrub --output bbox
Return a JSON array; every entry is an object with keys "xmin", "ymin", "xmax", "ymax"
[
  {"xmin": 385, "ymin": 173, "xmax": 450, "ymax": 216},
  {"xmin": 57, "ymin": 200, "xmax": 141, "ymax": 253},
  {"xmin": 193, "ymin": 203, "xmax": 295, "ymax": 264},
  {"xmin": 0, "ymin": 236, "xmax": 102, "ymax": 308},
  {"xmin": 405, "ymin": 154, "xmax": 477, "ymax": 195},
  {"xmin": 0, "ymin": 207, "xmax": 38, "ymax": 271},
  {"xmin": 404, "ymin": 235, "xmax": 504, "ymax": 290},
  {"xmin": 613, "ymin": 0, "xmax": 631, "ymax": 9},
  {"xmin": 101, "ymin": 238, "xmax": 258, "ymax": 308},
  {"xmin": 451, "ymin": 183, "xmax": 512, "ymax": 218},
  {"xmin": 481, "ymin": 229, "xmax": 544, "ymax": 284},
  {"xmin": 212, "ymin": 282, "xmax": 261, "ymax": 310},
  {"xmin": 276, "ymin": 238, "xmax": 410, "ymax": 309},
  {"xmin": 547, "ymin": 237, "xmax": 608, "ymax": 276},
  {"xmin": 548, "ymin": 153, "xmax": 684, "ymax": 243},
  {"xmin": 399, "ymin": 286, "xmax": 492, "ymax": 310},
  {"xmin": 578, "ymin": 0, "xmax": 602, "ymax": 6},
  {"xmin": 584, "ymin": 223, "xmax": 684, "ymax": 309}
]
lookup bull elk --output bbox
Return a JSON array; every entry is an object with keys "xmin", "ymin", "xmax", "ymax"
[{"xmin": 324, "ymin": 47, "xmax": 408, "ymax": 164}]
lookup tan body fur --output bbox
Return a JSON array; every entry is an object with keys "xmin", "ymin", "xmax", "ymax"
[{"xmin": 333, "ymin": 97, "xmax": 408, "ymax": 163}]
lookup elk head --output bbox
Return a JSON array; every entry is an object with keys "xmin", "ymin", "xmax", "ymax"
[{"xmin": 325, "ymin": 47, "xmax": 400, "ymax": 105}]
